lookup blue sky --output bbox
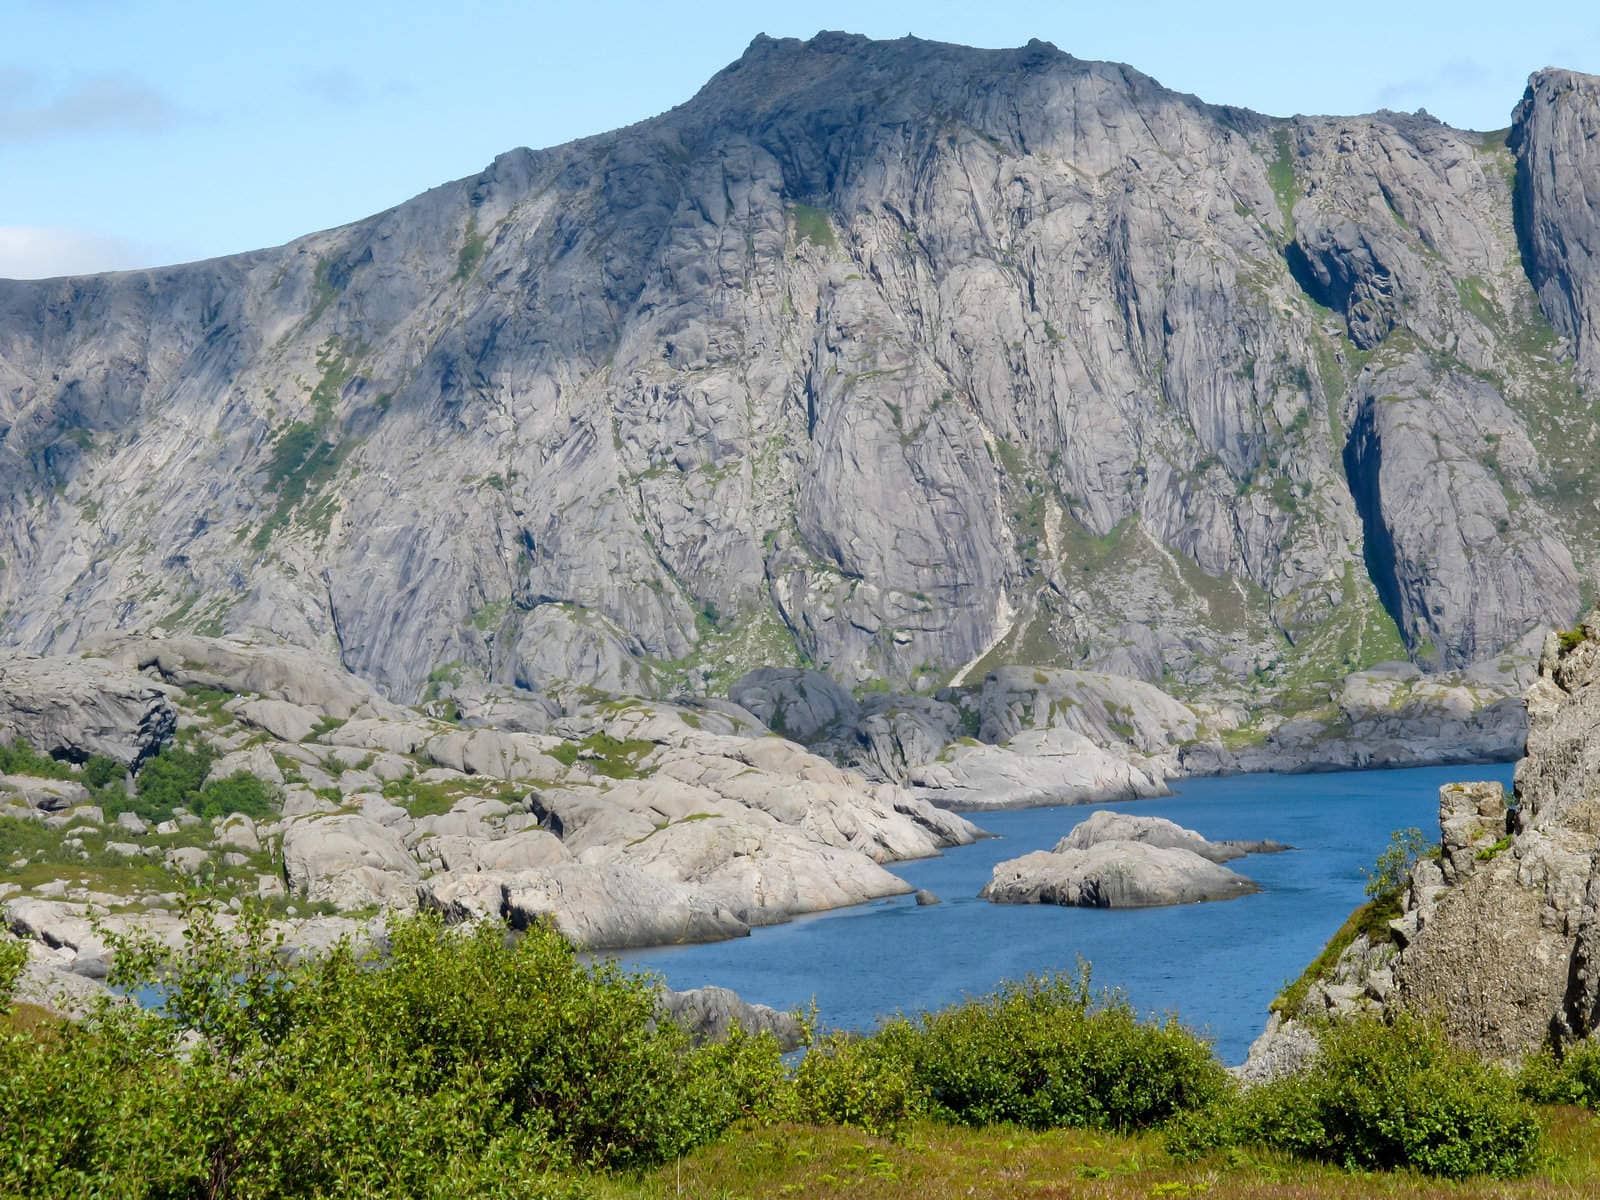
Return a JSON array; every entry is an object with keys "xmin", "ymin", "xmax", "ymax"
[{"xmin": 3, "ymin": 0, "xmax": 1596, "ymax": 278}]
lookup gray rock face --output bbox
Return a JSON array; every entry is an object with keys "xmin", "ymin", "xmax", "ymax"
[
  {"xmin": 0, "ymin": 655, "xmax": 176, "ymax": 767},
  {"xmin": 1058, "ymin": 810, "xmax": 1288, "ymax": 864},
  {"xmin": 729, "ymin": 669, "xmax": 858, "ymax": 742},
  {"xmin": 96, "ymin": 636, "xmax": 408, "ymax": 721},
  {"xmin": 1514, "ymin": 70, "xmax": 1600, "ymax": 390},
  {"xmin": 1254, "ymin": 612, "xmax": 1600, "ymax": 1063},
  {"xmin": 281, "ymin": 813, "xmax": 421, "ymax": 910},
  {"xmin": 981, "ymin": 840, "xmax": 1260, "ymax": 908},
  {"xmin": 498, "ymin": 864, "xmax": 749, "ymax": 950},
  {"xmin": 0, "ymin": 40, "xmax": 1595, "ymax": 713},
  {"xmin": 656, "ymin": 985, "xmax": 805, "ymax": 1049}
]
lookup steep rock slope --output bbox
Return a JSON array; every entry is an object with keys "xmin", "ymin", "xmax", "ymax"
[
  {"xmin": 1251, "ymin": 611, "xmax": 1600, "ymax": 1066},
  {"xmin": 0, "ymin": 36, "xmax": 1596, "ymax": 707}
]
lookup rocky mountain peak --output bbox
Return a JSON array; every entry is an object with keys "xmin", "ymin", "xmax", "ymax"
[{"xmin": 0, "ymin": 35, "xmax": 1597, "ymax": 724}]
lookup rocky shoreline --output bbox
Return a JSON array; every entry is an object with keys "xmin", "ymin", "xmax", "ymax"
[
  {"xmin": 2, "ymin": 634, "xmax": 982, "ymax": 1013},
  {"xmin": 735, "ymin": 661, "xmax": 1528, "ymax": 812},
  {"xmin": 1241, "ymin": 612, "xmax": 1600, "ymax": 1078},
  {"xmin": 0, "ymin": 631, "xmax": 1528, "ymax": 1033}
]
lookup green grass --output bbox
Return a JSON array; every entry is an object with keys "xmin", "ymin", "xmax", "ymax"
[
  {"xmin": 252, "ymin": 422, "xmax": 344, "ymax": 551},
  {"xmin": 1267, "ymin": 126, "xmax": 1299, "ymax": 237},
  {"xmin": 1271, "ymin": 894, "xmax": 1400, "ymax": 1018},
  {"xmin": 1477, "ymin": 834, "xmax": 1514, "ymax": 862},
  {"xmin": 547, "ymin": 733, "xmax": 657, "ymax": 780},
  {"xmin": 381, "ymin": 779, "xmax": 458, "ymax": 819},
  {"xmin": 790, "ymin": 202, "xmax": 838, "ymax": 251},
  {"xmin": 455, "ymin": 213, "xmax": 487, "ymax": 282},
  {"xmin": 604, "ymin": 1111, "xmax": 1600, "ymax": 1200},
  {"xmin": 251, "ymin": 341, "xmax": 364, "ymax": 551}
]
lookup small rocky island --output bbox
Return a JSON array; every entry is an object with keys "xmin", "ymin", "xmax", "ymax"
[{"xmin": 979, "ymin": 811, "xmax": 1289, "ymax": 908}]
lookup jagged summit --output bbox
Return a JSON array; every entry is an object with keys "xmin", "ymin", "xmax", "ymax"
[{"xmin": 0, "ymin": 35, "xmax": 1597, "ymax": 744}]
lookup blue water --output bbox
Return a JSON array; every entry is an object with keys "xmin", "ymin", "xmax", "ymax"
[{"xmin": 613, "ymin": 763, "xmax": 1516, "ymax": 1064}]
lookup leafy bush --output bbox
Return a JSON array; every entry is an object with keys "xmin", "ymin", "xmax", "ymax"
[
  {"xmin": 794, "ymin": 1020, "xmax": 925, "ymax": 1134},
  {"xmin": 1518, "ymin": 1038, "xmax": 1600, "ymax": 1108},
  {"xmin": 121, "ymin": 742, "xmax": 271, "ymax": 822},
  {"xmin": 1363, "ymin": 826, "xmax": 1428, "ymax": 902},
  {"xmin": 1169, "ymin": 1015, "xmax": 1541, "ymax": 1179},
  {"xmin": 0, "ymin": 738, "xmax": 74, "ymax": 781},
  {"xmin": 129, "ymin": 740, "xmax": 217, "ymax": 820},
  {"xmin": 82, "ymin": 755, "xmax": 124, "ymax": 790},
  {"xmin": 0, "ymin": 904, "xmax": 786, "ymax": 1199},
  {"xmin": 913, "ymin": 973, "xmax": 1228, "ymax": 1130},
  {"xmin": 795, "ymin": 972, "xmax": 1226, "ymax": 1137},
  {"xmin": 0, "ymin": 937, "xmax": 25, "ymax": 1010},
  {"xmin": 191, "ymin": 772, "xmax": 274, "ymax": 821}
]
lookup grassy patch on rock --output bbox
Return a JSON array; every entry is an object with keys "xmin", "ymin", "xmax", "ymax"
[{"xmin": 549, "ymin": 733, "xmax": 658, "ymax": 780}]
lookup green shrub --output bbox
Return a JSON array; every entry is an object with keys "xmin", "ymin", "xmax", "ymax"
[
  {"xmin": 130, "ymin": 741, "xmax": 217, "ymax": 820},
  {"xmin": 0, "ymin": 904, "xmax": 786, "ymax": 1198},
  {"xmin": 81, "ymin": 755, "xmax": 124, "ymax": 790},
  {"xmin": 912, "ymin": 973, "xmax": 1228, "ymax": 1131},
  {"xmin": 795, "ymin": 972, "xmax": 1226, "ymax": 1137},
  {"xmin": 0, "ymin": 937, "xmax": 25, "ymax": 1010},
  {"xmin": 191, "ymin": 771, "xmax": 274, "ymax": 821},
  {"xmin": 1170, "ymin": 1015, "xmax": 1540, "ymax": 1179},
  {"xmin": 1363, "ymin": 826, "xmax": 1427, "ymax": 902},
  {"xmin": 1518, "ymin": 1038, "xmax": 1600, "ymax": 1108},
  {"xmin": 0, "ymin": 738, "xmax": 74, "ymax": 780},
  {"xmin": 122, "ymin": 742, "xmax": 272, "ymax": 823},
  {"xmin": 794, "ymin": 1020, "xmax": 925, "ymax": 1135}
]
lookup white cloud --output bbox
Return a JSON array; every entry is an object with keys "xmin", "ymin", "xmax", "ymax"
[
  {"xmin": 0, "ymin": 226, "xmax": 156, "ymax": 279},
  {"xmin": 0, "ymin": 69, "xmax": 179, "ymax": 142}
]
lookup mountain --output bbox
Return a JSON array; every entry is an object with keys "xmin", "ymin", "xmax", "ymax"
[{"xmin": 2, "ymin": 33, "xmax": 1598, "ymax": 725}]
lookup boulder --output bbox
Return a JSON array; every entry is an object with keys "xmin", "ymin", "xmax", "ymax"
[
  {"xmin": 981, "ymin": 841, "xmax": 1260, "ymax": 908},
  {"xmin": 328, "ymin": 718, "xmax": 436, "ymax": 756},
  {"xmin": 165, "ymin": 847, "xmax": 211, "ymax": 876},
  {"xmin": 500, "ymin": 863, "xmax": 749, "ymax": 950},
  {"xmin": 100, "ymin": 635, "xmax": 409, "ymax": 722},
  {"xmin": 214, "ymin": 815, "xmax": 261, "ymax": 854},
  {"xmin": 0, "ymin": 774, "xmax": 89, "ymax": 813},
  {"xmin": 0, "ymin": 654, "xmax": 176, "ymax": 767},
  {"xmin": 1057, "ymin": 810, "xmax": 1289, "ymax": 864},
  {"xmin": 208, "ymin": 744, "xmax": 284, "ymax": 788},
  {"xmin": 657, "ymin": 984, "xmax": 804, "ymax": 1049},
  {"xmin": 237, "ymin": 699, "xmax": 321, "ymax": 744},
  {"xmin": 424, "ymin": 728, "xmax": 566, "ymax": 782},
  {"xmin": 281, "ymin": 813, "xmax": 420, "ymax": 910}
]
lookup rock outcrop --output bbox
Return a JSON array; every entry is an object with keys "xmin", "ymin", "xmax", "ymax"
[
  {"xmin": 1253, "ymin": 611, "xmax": 1600, "ymax": 1064},
  {"xmin": 1, "ymin": 636, "xmax": 982, "ymax": 967},
  {"xmin": 0, "ymin": 656, "xmax": 176, "ymax": 767},
  {"xmin": 735, "ymin": 660, "xmax": 1527, "ymax": 804},
  {"xmin": 656, "ymin": 984, "xmax": 805, "ymax": 1049},
  {"xmin": 981, "ymin": 840, "xmax": 1259, "ymax": 908},
  {"xmin": 980, "ymin": 812, "xmax": 1273, "ymax": 908},
  {"xmin": 1056, "ymin": 810, "xmax": 1289, "ymax": 864}
]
